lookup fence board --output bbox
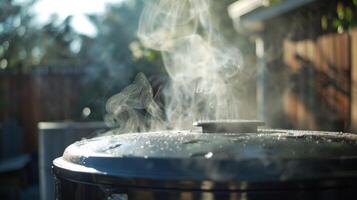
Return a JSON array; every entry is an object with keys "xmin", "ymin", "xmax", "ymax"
[
  {"xmin": 351, "ymin": 29, "xmax": 357, "ymax": 131},
  {"xmin": 283, "ymin": 31, "xmax": 352, "ymax": 131},
  {"xmin": 0, "ymin": 70, "xmax": 85, "ymax": 152}
]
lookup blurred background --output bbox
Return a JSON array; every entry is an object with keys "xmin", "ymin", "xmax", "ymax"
[{"xmin": 0, "ymin": 0, "xmax": 357, "ymax": 199}]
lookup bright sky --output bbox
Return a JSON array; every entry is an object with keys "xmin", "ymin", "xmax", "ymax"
[{"xmin": 32, "ymin": 0, "xmax": 124, "ymax": 37}]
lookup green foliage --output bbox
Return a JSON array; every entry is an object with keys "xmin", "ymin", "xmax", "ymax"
[
  {"xmin": 321, "ymin": 0, "xmax": 357, "ymax": 33},
  {"xmin": 267, "ymin": 0, "xmax": 283, "ymax": 6},
  {"xmin": 76, "ymin": 0, "xmax": 166, "ymax": 120},
  {"xmin": 0, "ymin": 0, "xmax": 80, "ymax": 71},
  {"xmin": 81, "ymin": 0, "xmax": 165, "ymax": 75},
  {"xmin": 0, "ymin": 0, "xmax": 166, "ymax": 120}
]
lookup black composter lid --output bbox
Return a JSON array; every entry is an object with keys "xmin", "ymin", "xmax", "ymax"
[{"xmin": 53, "ymin": 120, "xmax": 357, "ymax": 190}]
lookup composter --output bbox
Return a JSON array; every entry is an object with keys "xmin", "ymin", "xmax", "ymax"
[{"xmin": 53, "ymin": 120, "xmax": 357, "ymax": 200}]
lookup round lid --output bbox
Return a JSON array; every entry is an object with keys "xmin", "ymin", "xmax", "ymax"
[{"xmin": 53, "ymin": 124, "xmax": 357, "ymax": 189}]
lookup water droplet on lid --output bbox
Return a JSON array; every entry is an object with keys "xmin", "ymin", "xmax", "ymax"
[{"xmin": 205, "ymin": 152, "xmax": 213, "ymax": 159}]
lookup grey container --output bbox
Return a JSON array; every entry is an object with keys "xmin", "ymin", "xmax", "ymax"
[
  {"xmin": 38, "ymin": 122, "xmax": 107, "ymax": 200},
  {"xmin": 53, "ymin": 126, "xmax": 357, "ymax": 200}
]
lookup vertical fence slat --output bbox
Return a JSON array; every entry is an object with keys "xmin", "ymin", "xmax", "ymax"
[
  {"xmin": 0, "ymin": 69, "xmax": 84, "ymax": 152},
  {"xmin": 283, "ymin": 30, "xmax": 352, "ymax": 131},
  {"xmin": 351, "ymin": 29, "xmax": 357, "ymax": 131}
]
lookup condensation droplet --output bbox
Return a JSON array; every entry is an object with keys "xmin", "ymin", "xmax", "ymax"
[{"xmin": 204, "ymin": 152, "xmax": 213, "ymax": 159}]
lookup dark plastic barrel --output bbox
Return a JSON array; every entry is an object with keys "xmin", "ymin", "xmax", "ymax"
[{"xmin": 53, "ymin": 127, "xmax": 357, "ymax": 200}]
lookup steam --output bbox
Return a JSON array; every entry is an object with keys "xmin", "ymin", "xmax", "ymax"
[
  {"xmin": 105, "ymin": 73, "xmax": 165, "ymax": 132},
  {"xmin": 106, "ymin": 0, "xmax": 243, "ymax": 132}
]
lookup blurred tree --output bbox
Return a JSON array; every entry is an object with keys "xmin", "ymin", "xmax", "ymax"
[
  {"xmin": 0, "ymin": 0, "xmax": 33, "ymax": 70},
  {"xmin": 36, "ymin": 16, "xmax": 80, "ymax": 67},
  {"xmin": 0, "ymin": 0, "xmax": 80, "ymax": 71},
  {"xmin": 325, "ymin": 0, "xmax": 357, "ymax": 33},
  {"xmin": 76, "ymin": 0, "xmax": 165, "ymax": 120}
]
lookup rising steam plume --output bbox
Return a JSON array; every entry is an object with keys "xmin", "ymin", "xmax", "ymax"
[{"xmin": 106, "ymin": 0, "xmax": 243, "ymax": 132}]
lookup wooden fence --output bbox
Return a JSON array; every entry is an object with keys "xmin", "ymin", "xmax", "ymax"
[
  {"xmin": 282, "ymin": 29, "xmax": 356, "ymax": 131},
  {"xmin": 351, "ymin": 29, "xmax": 357, "ymax": 131},
  {"xmin": 0, "ymin": 68, "xmax": 84, "ymax": 152}
]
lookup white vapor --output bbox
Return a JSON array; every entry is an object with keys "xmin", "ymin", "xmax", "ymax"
[{"xmin": 107, "ymin": 0, "xmax": 243, "ymax": 132}]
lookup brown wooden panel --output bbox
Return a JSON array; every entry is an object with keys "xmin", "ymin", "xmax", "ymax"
[
  {"xmin": 283, "ymin": 31, "xmax": 352, "ymax": 131},
  {"xmin": 0, "ymin": 70, "xmax": 85, "ymax": 152},
  {"xmin": 351, "ymin": 29, "xmax": 357, "ymax": 131},
  {"xmin": 283, "ymin": 40, "xmax": 300, "ymax": 72}
]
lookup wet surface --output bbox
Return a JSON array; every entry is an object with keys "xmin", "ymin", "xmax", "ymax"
[
  {"xmin": 63, "ymin": 129, "xmax": 357, "ymax": 163},
  {"xmin": 54, "ymin": 129, "xmax": 357, "ymax": 191}
]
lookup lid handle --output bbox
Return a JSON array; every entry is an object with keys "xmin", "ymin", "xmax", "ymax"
[{"xmin": 193, "ymin": 120, "xmax": 265, "ymax": 133}]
